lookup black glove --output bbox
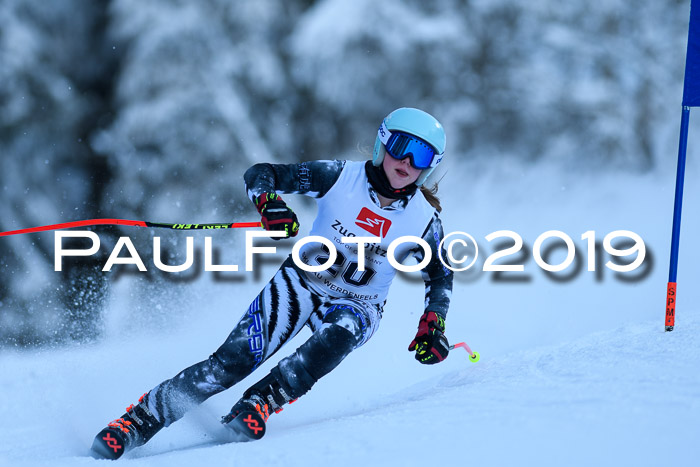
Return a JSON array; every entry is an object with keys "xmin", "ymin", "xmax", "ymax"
[
  {"xmin": 254, "ymin": 193, "xmax": 299, "ymax": 239},
  {"xmin": 408, "ymin": 311, "xmax": 449, "ymax": 365}
]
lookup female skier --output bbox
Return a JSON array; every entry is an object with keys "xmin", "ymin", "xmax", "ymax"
[{"xmin": 92, "ymin": 107, "xmax": 454, "ymax": 459}]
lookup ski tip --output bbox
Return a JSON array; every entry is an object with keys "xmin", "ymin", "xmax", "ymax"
[
  {"xmin": 223, "ymin": 410, "xmax": 266, "ymax": 442},
  {"xmin": 91, "ymin": 428, "xmax": 127, "ymax": 460},
  {"xmin": 665, "ymin": 325, "xmax": 674, "ymax": 332}
]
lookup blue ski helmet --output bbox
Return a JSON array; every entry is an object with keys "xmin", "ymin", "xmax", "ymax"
[{"xmin": 372, "ymin": 107, "xmax": 446, "ymax": 186}]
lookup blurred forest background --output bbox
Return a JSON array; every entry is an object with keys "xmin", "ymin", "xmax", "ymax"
[{"xmin": 0, "ymin": 0, "xmax": 693, "ymax": 346}]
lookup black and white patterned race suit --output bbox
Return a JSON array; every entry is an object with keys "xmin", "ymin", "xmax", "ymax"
[
  {"xmin": 140, "ymin": 159, "xmax": 453, "ymax": 427},
  {"xmin": 144, "ymin": 256, "xmax": 382, "ymax": 426}
]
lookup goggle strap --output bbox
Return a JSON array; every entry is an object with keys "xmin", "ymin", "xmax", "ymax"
[{"xmin": 378, "ymin": 121, "xmax": 392, "ymax": 146}]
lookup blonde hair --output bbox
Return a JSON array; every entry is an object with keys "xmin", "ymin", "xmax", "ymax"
[{"xmin": 420, "ymin": 183, "xmax": 442, "ymax": 212}]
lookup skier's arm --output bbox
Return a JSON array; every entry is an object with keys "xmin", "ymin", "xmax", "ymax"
[
  {"xmin": 244, "ymin": 160, "xmax": 345, "ymax": 202},
  {"xmin": 414, "ymin": 214, "xmax": 453, "ymax": 320},
  {"xmin": 407, "ymin": 214, "xmax": 453, "ymax": 364},
  {"xmin": 244, "ymin": 160, "xmax": 345, "ymax": 238}
]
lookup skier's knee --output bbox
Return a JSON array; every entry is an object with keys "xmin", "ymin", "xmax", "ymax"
[
  {"xmin": 322, "ymin": 304, "xmax": 366, "ymax": 347},
  {"xmin": 275, "ymin": 322, "xmax": 356, "ymax": 399}
]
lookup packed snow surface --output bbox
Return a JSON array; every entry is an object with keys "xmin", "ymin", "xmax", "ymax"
[{"xmin": 2, "ymin": 162, "xmax": 700, "ymax": 466}]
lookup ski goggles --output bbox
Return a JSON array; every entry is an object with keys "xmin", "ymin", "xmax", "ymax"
[{"xmin": 377, "ymin": 121, "xmax": 443, "ymax": 170}]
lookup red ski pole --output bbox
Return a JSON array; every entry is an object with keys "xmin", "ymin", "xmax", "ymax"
[{"xmin": 0, "ymin": 219, "xmax": 261, "ymax": 237}]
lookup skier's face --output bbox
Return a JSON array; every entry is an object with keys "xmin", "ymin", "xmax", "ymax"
[{"xmin": 382, "ymin": 152, "xmax": 422, "ymax": 189}]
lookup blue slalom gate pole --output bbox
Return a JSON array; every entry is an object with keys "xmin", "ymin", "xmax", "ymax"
[
  {"xmin": 665, "ymin": 0, "xmax": 700, "ymax": 331},
  {"xmin": 665, "ymin": 106, "xmax": 691, "ymax": 332}
]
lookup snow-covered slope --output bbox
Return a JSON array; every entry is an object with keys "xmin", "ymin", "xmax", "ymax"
[
  {"xmin": 2, "ymin": 162, "xmax": 700, "ymax": 466},
  {"xmin": 1, "ymin": 312, "xmax": 698, "ymax": 466}
]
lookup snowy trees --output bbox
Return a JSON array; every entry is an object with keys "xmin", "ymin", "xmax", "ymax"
[
  {"xmin": 0, "ymin": 0, "xmax": 690, "ymax": 345},
  {"xmin": 0, "ymin": 0, "xmax": 114, "ymax": 344}
]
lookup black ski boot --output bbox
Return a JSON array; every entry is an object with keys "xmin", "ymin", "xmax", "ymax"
[
  {"xmin": 221, "ymin": 370, "xmax": 296, "ymax": 441},
  {"xmin": 91, "ymin": 393, "xmax": 164, "ymax": 460}
]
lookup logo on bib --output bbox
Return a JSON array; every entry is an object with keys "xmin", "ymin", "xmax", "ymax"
[{"xmin": 355, "ymin": 207, "xmax": 392, "ymax": 238}]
